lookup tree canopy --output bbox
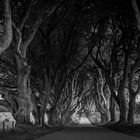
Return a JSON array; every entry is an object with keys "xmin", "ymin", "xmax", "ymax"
[{"xmin": 0, "ymin": 0, "xmax": 140, "ymax": 126}]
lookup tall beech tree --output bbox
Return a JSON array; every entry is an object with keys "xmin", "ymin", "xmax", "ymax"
[{"xmin": 12, "ymin": 0, "xmax": 58, "ymax": 124}]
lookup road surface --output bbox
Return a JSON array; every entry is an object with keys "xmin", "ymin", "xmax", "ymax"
[{"xmin": 37, "ymin": 125, "xmax": 139, "ymax": 140}]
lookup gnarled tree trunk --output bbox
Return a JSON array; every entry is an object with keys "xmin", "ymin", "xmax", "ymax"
[
  {"xmin": 118, "ymin": 46, "xmax": 130, "ymax": 123},
  {"xmin": 14, "ymin": 54, "xmax": 33, "ymax": 124},
  {"xmin": 95, "ymin": 76, "xmax": 110, "ymax": 124}
]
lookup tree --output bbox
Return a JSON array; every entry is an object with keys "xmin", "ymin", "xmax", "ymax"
[{"xmin": 12, "ymin": 0, "xmax": 58, "ymax": 124}]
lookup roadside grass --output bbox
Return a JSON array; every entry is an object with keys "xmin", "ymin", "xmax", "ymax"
[
  {"xmin": 105, "ymin": 123, "xmax": 140, "ymax": 138},
  {"xmin": 103, "ymin": 112, "xmax": 140, "ymax": 139},
  {"xmin": 0, "ymin": 124, "xmax": 62, "ymax": 140}
]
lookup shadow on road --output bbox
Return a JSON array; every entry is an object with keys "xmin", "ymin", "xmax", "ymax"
[{"xmin": 37, "ymin": 125, "xmax": 140, "ymax": 140}]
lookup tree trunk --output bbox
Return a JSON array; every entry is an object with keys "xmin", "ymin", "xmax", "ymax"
[
  {"xmin": 40, "ymin": 76, "xmax": 51, "ymax": 126},
  {"xmin": 95, "ymin": 78, "xmax": 110, "ymax": 124},
  {"xmin": 119, "ymin": 92, "xmax": 127, "ymax": 123},
  {"xmin": 14, "ymin": 54, "xmax": 33, "ymax": 124},
  {"xmin": 62, "ymin": 92, "xmax": 73, "ymax": 125},
  {"xmin": 48, "ymin": 111, "xmax": 54, "ymax": 125},
  {"xmin": 99, "ymin": 109, "xmax": 110, "ymax": 124},
  {"xmin": 32, "ymin": 98, "xmax": 41, "ymax": 125},
  {"xmin": 94, "ymin": 94, "xmax": 110, "ymax": 124},
  {"xmin": 62, "ymin": 103, "xmax": 72, "ymax": 125},
  {"xmin": 109, "ymin": 95, "xmax": 116, "ymax": 122},
  {"xmin": 101, "ymin": 113, "xmax": 106, "ymax": 123},
  {"xmin": 0, "ymin": 0, "xmax": 12, "ymax": 54},
  {"xmin": 127, "ymin": 94, "xmax": 136, "ymax": 124},
  {"xmin": 118, "ymin": 77, "xmax": 128, "ymax": 123},
  {"xmin": 132, "ymin": 0, "xmax": 140, "ymax": 31},
  {"xmin": 64, "ymin": 112, "xmax": 71, "ymax": 125},
  {"xmin": 118, "ymin": 51, "xmax": 129, "ymax": 123},
  {"xmin": 107, "ymin": 81, "xmax": 120, "ymax": 122}
]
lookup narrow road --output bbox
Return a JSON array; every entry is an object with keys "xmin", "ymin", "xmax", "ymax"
[{"xmin": 37, "ymin": 125, "xmax": 139, "ymax": 140}]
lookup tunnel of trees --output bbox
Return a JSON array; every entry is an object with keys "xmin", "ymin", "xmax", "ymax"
[{"xmin": 0, "ymin": 0, "xmax": 140, "ymax": 126}]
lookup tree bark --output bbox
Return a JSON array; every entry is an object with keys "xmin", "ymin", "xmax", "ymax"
[
  {"xmin": 118, "ymin": 90, "xmax": 127, "ymax": 123},
  {"xmin": 14, "ymin": 54, "xmax": 33, "ymax": 124},
  {"xmin": 107, "ymin": 80, "xmax": 120, "ymax": 122},
  {"xmin": 0, "ymin": 0, "xmax": 12, "ymax": 54},
  {"xmin": 101, "ymin": 113, "xmax": 109, "ymax": 123},
  {"xmin": 118, "ymin": 49, "xmax": 129, "ymax": 123},
  {"xmin": 127, "ymin": 94, "xmax": 136, "ymax": 124},
  {"xmin": 95, "ymin": 78, "xmax": 110, "ymax": 123},
  {"xmin": 109, "ymin": 95, "xmax": 116, "ymax": 122},
  {"xmin": 132, "ymin": 0, "xmax": 140, "ymax": 31}
]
